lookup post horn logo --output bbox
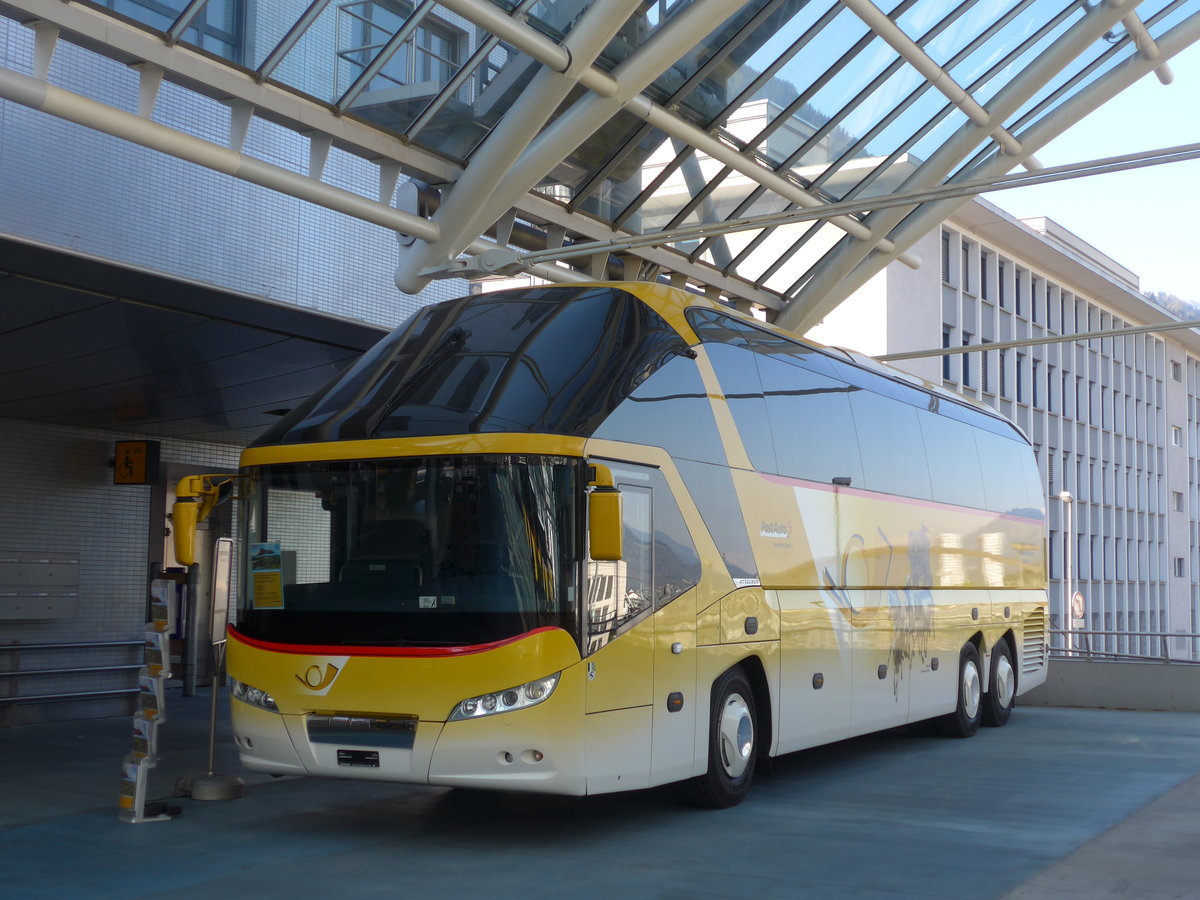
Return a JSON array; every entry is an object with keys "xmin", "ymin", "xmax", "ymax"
[{"xmin": 296, "ymin": 662, "xmax": 340, "ymax": 691}]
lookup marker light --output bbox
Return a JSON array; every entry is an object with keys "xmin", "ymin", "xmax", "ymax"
[
  {"xmin": 449, "ymin": 673, "xmax": 560, "ymax": 721},
  {"xmin": 230, "ymin": 677, "xmax": 279, "ymax": 712}
]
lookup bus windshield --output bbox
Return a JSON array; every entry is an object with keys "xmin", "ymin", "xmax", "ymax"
[{"xmin": 237, "ymin": 455, "xmax": 582, "ymax": 648}]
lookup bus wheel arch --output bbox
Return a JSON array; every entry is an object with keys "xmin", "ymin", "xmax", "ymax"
[
  {"xmin": 982, "ymin": 632, "xmax": 1017, "ymax": 728},
  {"xmin": 936, "ymin": 639, "xmax": 983, "ymax": 739},
  {"xmin": 687, "ymin": 660, "xmax": 766, "ymax": 808}
]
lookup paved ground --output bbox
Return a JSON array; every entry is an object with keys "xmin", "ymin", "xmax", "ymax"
[{"xmin": 2, "ymin": 692, "xmax": 1199, "ymax": 899}]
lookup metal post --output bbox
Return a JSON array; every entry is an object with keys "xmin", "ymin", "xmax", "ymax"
[{"xmin": 1059, "ymin": 491, "xmax": 1073, "ymax": 655}]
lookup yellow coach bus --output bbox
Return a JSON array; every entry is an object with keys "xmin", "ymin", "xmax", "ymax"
[{"xmin": 176, "ymin": 282, "xmax": 1048, "ymax": 807}]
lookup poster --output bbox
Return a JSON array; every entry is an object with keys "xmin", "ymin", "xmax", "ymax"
[{"xmin": 250, "ymin": 542, "xmax": 285, "ymax": 609}]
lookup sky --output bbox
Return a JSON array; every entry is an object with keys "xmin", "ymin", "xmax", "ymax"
[{"xmin": 990, "ymin": 42, "xmax": 1200, "ymax": 302}]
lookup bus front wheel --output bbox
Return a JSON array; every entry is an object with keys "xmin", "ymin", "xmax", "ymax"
[
  {"xmin": 937, "ymin": 643, "xmax": 982, "ymax": 738},
  {"xmin": 687, "ymin": 667, "xmax": 757, "ymax": 808}
]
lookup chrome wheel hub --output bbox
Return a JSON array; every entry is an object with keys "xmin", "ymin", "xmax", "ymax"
[
  {"xmin": 963, "ymin": 658, "xmax": 981, "ymax": 720},
  {"xmin": 993, "ymin": 654, "xmax": 1015, "ymax": 709},
  {"xmin": 718, "ymin": 692, "xmax": 754, "ymax": 779}
]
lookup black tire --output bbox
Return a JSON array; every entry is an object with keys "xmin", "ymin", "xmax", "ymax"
[
  {"xmin": 982, "ymin": 639, "xmax": 1016, "ymax": 728},
  {"xmin": 936, "ymin": 643, "xmax": 982, "ymax": 739},
  {"xmin": 686, "ymin": 667, "xmax": 757, "ymax": 808}
]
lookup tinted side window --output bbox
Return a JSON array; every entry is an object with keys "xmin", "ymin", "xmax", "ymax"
[
  {"xmin": 974, "ymin": 430, "xmax": 1037, "ymax": 516},
  {"xmin": 594, "ymin": 355, "xmax": 726, "ymax": 465},
  {"xmin": 848, "ymin": 391, "xmax": 933, "ymax": 500},
  {"xmin": 755, "ymin": 355, "xmax": 864, "ymax": 487},
  {"xmin": 919, "ymin": 410, "xmax": 987, "ymax": 509},
  {"xmin": 703, "ymin": 343, "xmax": 777, "ymax": 473},
  {"xmin": 675, "ymin": 458, "xmax": 757, "ymax": 583},
  {"xmin": 585, "ymin": 464, "xmax": 702, "ymax": 651}
]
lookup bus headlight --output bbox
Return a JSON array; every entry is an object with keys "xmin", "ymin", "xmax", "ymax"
[
  {"xmin": 230, "ymin": 677, "xmax": 279, "ymax": 712},
  {"xmin": 449, "ymin": 673, "xmax": 559, "ymax": 721}
]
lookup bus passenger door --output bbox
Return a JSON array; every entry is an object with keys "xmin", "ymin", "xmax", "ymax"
[{"xmin": 584, "ymin": 473, "xmax": 654, "ymax": 792}]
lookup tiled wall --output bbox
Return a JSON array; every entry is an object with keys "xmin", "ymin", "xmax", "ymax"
[
  {"xmin": 0, "ymin": 17, "xmax": 469, "ymax": 331},
  {"xmin": 0, "ymin": 418, "xmax": 241, "ymax": 720},
  {"xmin": 0, "ymin": 15, "xmax": 470, "ymax": 721}
]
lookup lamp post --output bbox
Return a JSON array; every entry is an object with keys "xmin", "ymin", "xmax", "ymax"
[{"xmin": 1058, "ymin": 490, "xmax": 1073, "ymax": 655}]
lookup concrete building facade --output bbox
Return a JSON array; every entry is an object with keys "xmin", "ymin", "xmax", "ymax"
[{"xmin": 810, "ymin": 199, "xmax": 1200, "ymax": 661}]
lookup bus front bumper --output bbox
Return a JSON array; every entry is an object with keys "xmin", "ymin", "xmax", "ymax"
[{"xmin": 230, "ymin": 685, "xmax": 588, "ymax": 795}]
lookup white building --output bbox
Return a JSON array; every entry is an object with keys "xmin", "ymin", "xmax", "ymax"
[{"xmin": 809, "ymin": 198, "xmax": 1199, "ymax": 661}]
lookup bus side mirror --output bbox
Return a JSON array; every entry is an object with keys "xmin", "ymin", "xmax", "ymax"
[
  {"xmin": 172, "ymin": 475, "xmax": 236, "ymax": 567},
  {"xmin": 588, "ymin": 464, "xmax": 622, "ymax": 561}
]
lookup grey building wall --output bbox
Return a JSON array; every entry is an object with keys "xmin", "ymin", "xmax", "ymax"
[
  {"xmin": 0, "ymin": 17, "xmax": 467, "ymax": 330},
  {"xmin": 0, "ymin": 15, "xmax": 472, "ymax": 721}
]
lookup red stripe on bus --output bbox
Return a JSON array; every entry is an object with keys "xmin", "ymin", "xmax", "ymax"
[{"xmin": 226, "ymin": 624, "xmax": 564, "ymax": 657}]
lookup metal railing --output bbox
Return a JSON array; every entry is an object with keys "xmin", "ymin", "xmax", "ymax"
[
  {"xmin": 1049, "ymin": 629, "xmax": 1200, "ymax": 664},
  {"xmin": 0, "ymin": 640, "xmax": 144, "ymax": 707}
]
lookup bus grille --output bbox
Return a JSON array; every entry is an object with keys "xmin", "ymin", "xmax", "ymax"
[{"xmin": 1022, "ymin": 608, "xmax": 1047, "ymax": 675}]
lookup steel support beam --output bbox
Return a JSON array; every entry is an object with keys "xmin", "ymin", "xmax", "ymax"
[
  {"xmin": 392, "ymin": 0, "xmax": 647, "ymax": 292},
  {"xmin": 802, "ymin": 9, "xmax": 1200, "ymax": 335},
  {"xmin": 0, "ymin": 63, "xmax": 443, "ymax": 241},
  {"xmin": 840, "ymin": 0, "xmax": 1039, "ymax": 168},
  {"xmin": 778, "ymin": 0, "xmax": 1143, "ymax": 333},
  {"xmin": 429, "ymin": 0, "xmax": 919, "ymax": 274}
]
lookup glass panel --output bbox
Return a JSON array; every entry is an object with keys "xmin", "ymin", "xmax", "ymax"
[
  {"xmin": 848, "ymin": 390, "xmax": 933, "ymax": 500},
  {"xmin": 263, "ymin": 1, "xmax": 345, "ymax": 102},
  {"xmin": 593, "ymin": 354, "xmax": 727, "ymax": 466},
  {"xmin": 947, "ymin": 2, "xmax": 1080, "ymax": 108},
  {"xmin": 246, "ymin": 0, "xmax": 319, "ymax": 70},
  {"xmin": 256, "ymin": 286, "xmax": 688, "ymax": 444},
  {"xmin": 756, "ymin": 354, "xmax": 864, "ymax": 487},
  {"xmin": 919, "ymin": 410, "xmax": 987, "ymax": 510},
  {"xmin": 587, "ymin": 479, "xmax": 651, "ymax": 651},
  {"xmin": 585, "ymin": 463, "xmax": 701, "ymax": 651},
  {"xmin": 106, "ymin": 0, "xmax": 243, "ymax": 62},
  {"xmin": 333, "ymin": 2, "xmax": 472, "ymax": 133},
  {"xmin": 573, "ymin": 117, "xmax": 672, "ymax": 227},
  {"xmin": 704, "ymin": 342, "xmax": 777, "ymax": 474},
  {"xmin": 900, "ymin": 0, "xmax": 1015, "ymax": 69},
  {"xmin": 676, "ymin": 458, "xmax": 758, "ymax": 582},
  {"xmin": 974, "ymin": 431, "xmax": 1038, "ymax": 517},
  {"xmin": 239, "ymin": 456, "xmax": 582, "ymax": 647}
]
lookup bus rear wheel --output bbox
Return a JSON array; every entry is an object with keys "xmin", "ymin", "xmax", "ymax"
[
  {"xmin": 982, "ymin": 639, "xmax": 1015, "ymax": 727},
  {"xmin": 687, "ymin": 667, "xmax": 757, "ymax": 808},
  {"xmin": 937, "ymin": 643, "xmax": 982, "ymax": 738}
]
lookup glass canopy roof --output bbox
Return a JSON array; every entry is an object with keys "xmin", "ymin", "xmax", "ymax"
[{"xmin": 1, "ymin": 0, "xmax": 1197, "ymax": 330}]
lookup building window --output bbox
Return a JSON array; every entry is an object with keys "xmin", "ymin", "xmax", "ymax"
[
  {"xmin": 1174, "ymin": 557, "xmax": 1185, "ymax": 578},
  {"xmin": 942, "ymin": 327, "xmax": 953, "ymax": 381},
  {"xmin": 1031, "ymin": 276, "xmax": 1039, "ymax": 323},
  {"xmin": 982, "ymin": 339, "xmax": 991, "ymax": 393},
  {"xmin": 999, "ymin": 349, "xmax": 1007, "ymax": 398},
  {"xmin": 1016, "ymin": 353, "xmax": 1025, "ymax": 403},
  {"xmin": 1171, "ymin": 360, "xmax": 1183, "ymax": 382},
  {"xmin": 980, "ymin": 251, "xmax": 990, "ymax": 300},
  {"xmin": 98, "ymin": 0, "xmax": 243, "ymax": 60},
  {"xmin": 1172, "ymin": 491, "xmax": 1184, "ymax": 512},
  {"xmin": 941, "ymin": 231, "xmax": 951, "ymax": 283},
  {"xmin": 998, "ymin": 260, "xmax": 1007, "ymax": 308},
  {"xmin": 337, "ymin": 1, "xmax": 466, "ymax": 99},
  {"xmin": 1046, "ymin": 364, "xmax": 1054, "ymax": 412},
  {"xmin": 961, "ymin": 244, "xmax": 971, "ymax": 293},
  {"xmin": 1172, "ymin": 425, "xmax": 1183, "ymax": 446}
]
